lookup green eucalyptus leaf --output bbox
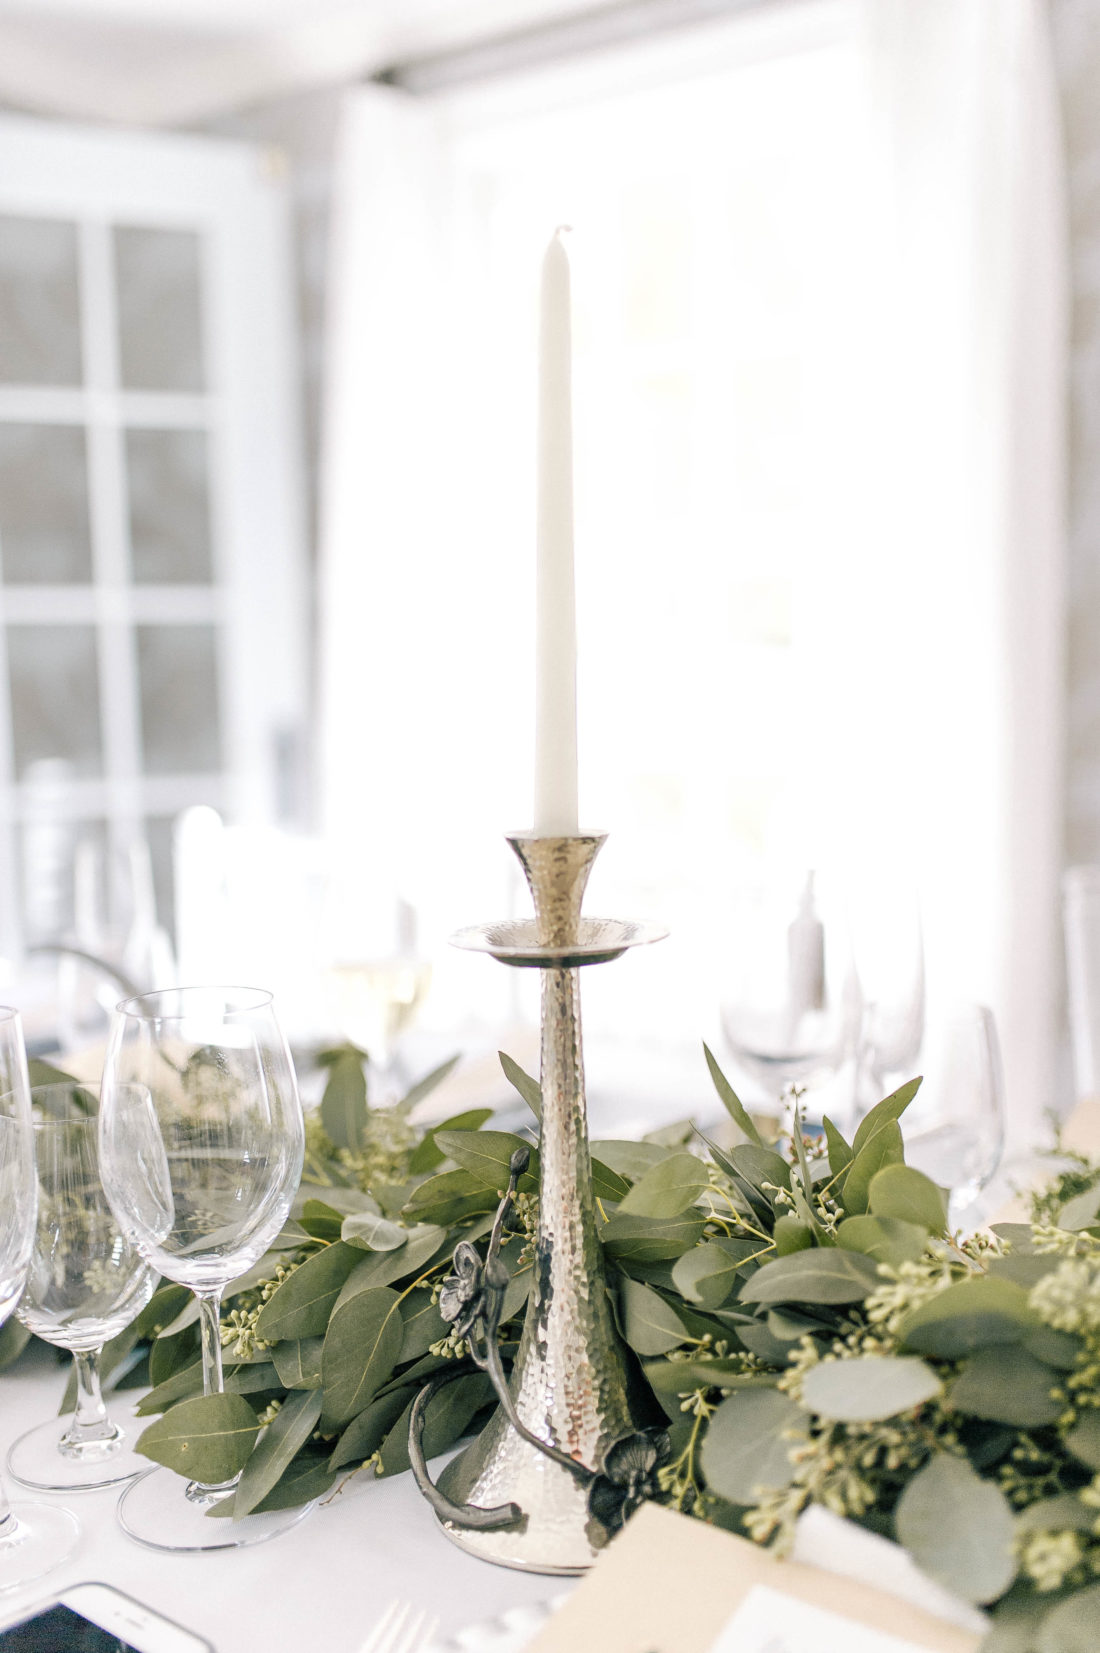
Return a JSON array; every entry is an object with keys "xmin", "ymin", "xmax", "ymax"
[
  {"xmin": 617, "ymin": 1152, "xmax": 708, "ymax": 1218},
  {"xmin": 430, "ymin": 1132, "xmax": 538, "ymax": 1194},
  {"xmin": 703, "ymin": 1043, "xmax": 764, "ymax": 1146},
  {"xmin": 729, "ymin": 1144, "xmax": 791, "ymax": 1195},
  {"xmin": 643, "ymin": 1357, "xmax": 766, "ymax": 1400},
  {"xmin": 895, "ymin": 1452, "xmax": 1015, "ymax": 1605},
  {"xmin": 590, "ymin": 1140, "xmax": 670, "ymax": 1182},
  {"xmin": 851, "ymin": 1078, "xmax": 922, "ymax": 1155},
  {"xmin": 498, "ymin": 1052, "xmax": 542, "ymax": 1122},
  {"xmin": 671, "ymin": 1240, "xmax": 748, "ymax": 1307},
  {"xmin": 137, "ymin": 1393, "xmax": 261, "ymax": 1483},
  {"xmin": 1022, "ymin": 1324, "xmax": 1081, "ymax": 1369},
  {"xmin": 590, "ymin": 1159, "xmax": 630, "ymax": 1202},
  {"xmin": 408, "ymin": 1109, "xmax": 493, "ymax": 1175},
  {"xmin": 377, "ymin": 1372, "xmax": 493, "ymax": 1478},
  {"xmin": 135, "ymin": 1359, "xmax": 204, "ymax": 1416},
  {"xmin": 232, "ymin": 1388, "xmax": 323, "ymax": 1518},
  {"xmin": 1064, "ymin": 1411, "xmax": 1100, "ymax": 1471},
  {"xmin": 601, "ymin": 1211, "xmax": 707, "ymax": 1264},
  {"xmin": 272, "ymin": 1338, "xmax": 324, "ymax": 1391},
  {"xmin": 800, "ymin": 1355, "xmax": 942, "ymax": 1422},
  {"xmin": 740, "ymin": 1248, "xmax": 882, "ymax": 1306},
  {"xmin": 398, "ymin": 1289, "xmax": 448, "ymax": 1363},
  {"xmin": 225, "ymin": 1449, "xmax": 339, "ymax": 1514},
  {"xmin": 772, "ymin": 1216, "xmax": 813, "ymax": 1256},
  {"xmin": 0, "ymin": 1319, "xmax": 30, "ymax": 1372},
  {"xmin": 867, "ymin": 1164, "xmax": 948, "ymax": 1235},
  {"xmin": 1015, "ymin": 1494, "xmax": 1096, "ymax": 1535},
  {"xmin": 132, "ymin": 1283, "xmax": 192, "ymax": 1341},
  {"xmin": 619, "ymin": 1277, "xmax": 687, "ymax": 1355},
  {"xmin": 1054, "ymin": 1185, "xmax": 1100, "ymax": 1233},
  {"xmin": 734, "ymin": 1319, "xmax": 799, "ymax": 1365},
  {"xmin": 320, "ymin": 1053, "xmax": 368, "ymax": 1152},
  {"xmin": 899, "ymin": 1277, "xmax": 1037, "ymax": 1359},
  {"xmin": 988, "ymin": 1254, "xmax": 1062, "ymax": 1290},
  {"xmin": 397, "ymin": 1053, "xmax": 461, "ymax": 1116},
  {"xmin": 336, "ymin": 1224, "xmax": 447, "ymax": 1301},
  {"xmin": 835, "ymin": 1215, "xmax": 928, "ymax": 1269},
  {"xmin": 255, "ymin": 1243, "xmax": 361, "ymax": 1342},
  {"xmin": 823, "ymin": 1116, "xmax": 853, "ymax": 1179},
  {"xmin": 340, "ymin": 1211, "xmax": 408, "ymax": 1251},
  {"xmin": 701, "ymin": 1388, "xmax": 803, "ymax": 1503},
  {"xmin": 321, "ymin": 1285, "xmax": 405, "ymax": 1431},
  {"xmin": 329, "ymin": 1387, "xmax": 411, "ymax": 1470},
  {"xmin": 299, "ymin": 1200, "xmax": 344, "ymax": 1241},
  {"xmin": 841, "ymin": 1121, "xmax": 904, "ymax": 1216},
  {"xmin": 401, "ymin": 1168, "xmax": 497, "ymax": 1226},
  {"xmin": 1036, "ymin": 1585, "xmax": 1100, "ymax": 1653}
]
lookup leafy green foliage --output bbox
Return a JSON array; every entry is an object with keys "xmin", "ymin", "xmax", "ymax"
[{"xmin": 12, "ymin": 1040, "xmax": 1100, "ymax": 1629}]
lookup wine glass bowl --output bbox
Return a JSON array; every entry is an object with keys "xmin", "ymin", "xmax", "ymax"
[
  {"xmin": 719, "ymin": 869, "xmax": 861, "ymax": 1112},
  {"xmin": 903, "ymin": 1003, "xmax": 1005, "ymax": 1227},
  {"xmin": 0, "ymin": 1008, "xmax": 81, "ymax": 1588},
  {"xmin": 98, "ymin": 985, "xmax": 306, "ymax": 1552},
  {"xmin": 8, "ymin": 1084, "xmax": 158, "ymax": 1491}
]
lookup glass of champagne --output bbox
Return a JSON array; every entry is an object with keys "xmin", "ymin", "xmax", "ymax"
[
  {"xmin": 0, "ymin": 1007, "xmax": 81, "ymax": 1588},
  {"xmin": 322, "ymin": 887, "xmax": 431, "ymax": 1106},
  {"xmin": 7, "ymin": 1083, "xmax": 158, "ymax": 1491},
  {"xmin": 98, "ymin": 986, "xmax": 305, "ymax": 1552}
]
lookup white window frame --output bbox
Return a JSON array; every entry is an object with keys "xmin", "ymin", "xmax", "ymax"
[{"xmin": 0, "ymin": 114, "xmax": 308, "ymax": 955}]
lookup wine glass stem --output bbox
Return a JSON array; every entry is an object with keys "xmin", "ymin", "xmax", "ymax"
[
  {"xmin": 0, "ymin": 1480, "xmax": 16, "ymax": 1542},
  {"xmin": 61, "ymin": 1347, "xmax": 117, "ymax": 1451},
  {"xmin": 187, "ymin": 1287, "xmax": 234, "ymax": 1504},
  {"xmin": 196, "ymin": 1288, "xmax": 225, "ymax": 1398}
]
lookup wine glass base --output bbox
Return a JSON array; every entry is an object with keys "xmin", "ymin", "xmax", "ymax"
[
  {"xmin": 117, "ymin": 1467, "xmax": 311, "ymax": 1553},
  {"xmin": 0, "ymin": 1501, "xmax": 80, "ymax": 1591},
  {"xmin": 7, "ymin": 1414, "xmax": 148, "ymax": 1493}
]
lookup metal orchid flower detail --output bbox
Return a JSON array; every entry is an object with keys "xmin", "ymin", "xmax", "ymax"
[{"xmin": 408, "ymin": 1144, "xmax": 670, "ymax": 1543}]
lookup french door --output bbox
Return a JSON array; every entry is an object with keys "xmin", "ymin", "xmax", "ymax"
[{"xmin": 0, "ymin": 115, "xmax": 307, "ymax": 954}]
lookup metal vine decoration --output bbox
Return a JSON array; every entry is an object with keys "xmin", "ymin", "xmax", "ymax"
[{"xmin": 408, "ymin": 1146, "xmax": 670, "ymax": 1539}]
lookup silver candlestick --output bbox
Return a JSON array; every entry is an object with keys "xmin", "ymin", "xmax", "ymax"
[{"xmin": 433, "ymin": 833, "xmax": 667, "ymax": 1574}]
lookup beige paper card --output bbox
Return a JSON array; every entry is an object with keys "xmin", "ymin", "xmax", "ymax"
[{"xmin": 525, "ymin": 1505, "xmax": 980, "ymax": 1653}]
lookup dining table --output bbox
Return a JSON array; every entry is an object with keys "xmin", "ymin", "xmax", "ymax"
[{"xmin": 0, "ymin": 1343, "xmax": 570, "ymax": 1651}]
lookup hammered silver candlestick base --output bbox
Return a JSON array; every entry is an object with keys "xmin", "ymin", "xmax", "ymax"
[{"xmin": 437, "ymin": 833, "xmax": 666, "ymax": 1574}]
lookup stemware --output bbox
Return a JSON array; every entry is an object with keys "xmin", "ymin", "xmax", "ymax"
[
  {"xmin": 98, "ymin": 985, "xmax": 305, "ymax": 1552},
  {"xmin": 0, "ymin": 1007, "xmax": 81, "ymax": 1589},
  {"xmin": 903, "ymin": 1003, "xmax": 1006, "ymax": 1228},
  {"xmin": 7, "ymin": 1083, "xmax": 158, "ymax": 1492},
  {"xmin": 321, "ymin": 883, "xmax": 431, "ymax": 1107},
  {"xmin": 719, "ymin": 868, "xmax": 861, "ymax": 1121}
]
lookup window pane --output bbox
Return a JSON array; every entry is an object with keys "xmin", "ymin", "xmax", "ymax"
[
  {"xmin": 8, "ymin": 626, "xmax": 102, "ymax": 778},
  {"xmin": 144, "ymin": 814, "xmax": 177, "ymax": 943},
  {"xmin": 0, "ymin": 423, "xmax": 92, "ymax": 583},
  {"xmin": 126, "ymin": 428, "xmax": 213, "ymax": 583},
  {"xmin": 0, "ymin": 215, "xmax": 82, "ymax": 386},
  {"xmin": 115, "ymin": 225, "xmax": 205, "ymax": 393},
  {"xmin": 136, "ymin": 624, "xmax": 222, "ymax": 775}
]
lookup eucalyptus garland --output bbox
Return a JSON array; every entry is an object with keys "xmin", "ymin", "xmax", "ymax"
[{"xmin": 5, "ymin": 1047, "xmax": 1100, "ymax": 1649}]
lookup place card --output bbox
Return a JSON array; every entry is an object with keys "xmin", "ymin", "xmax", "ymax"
[
  {"xmin": 708, "ymin": 1583, "xmax": 938, "ymax": 1653},
  {"xmin": 524, "ymin": 1505, "xmax": 980, "ymax": 1653}
]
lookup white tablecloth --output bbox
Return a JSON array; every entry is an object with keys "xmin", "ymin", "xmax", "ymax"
[{"xmin": 0, "ymin": 1346, "xmax": 568, "ymax": 1650}]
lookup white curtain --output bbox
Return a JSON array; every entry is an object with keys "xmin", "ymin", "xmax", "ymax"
[
  {"xmin": 318, "ymin": 5, "xmax": 1068, "ymax": 1125},
  {"xmin": 852, "ymin": 0, "xmax": 1067, "ymax": 1141}
]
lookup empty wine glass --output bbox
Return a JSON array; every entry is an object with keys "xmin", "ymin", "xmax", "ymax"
[
  {"xmin": 98, "ymin": 986, "xmax": 305, "ymax": 1552},
  {"xmin": 720, "ymin": 868, "xmax": 862, "ymax": 1119},
  {"xmin": 0, "ymin": 1007, "xmax": 81, "ymax": 1589},
  {"xmin": 7, "ymin": 1083, "xmax": 158, "ymax": 1492},
  {"xmin": 321, "ymin": 882, "xmax": 431, "ymax": 1107},
  {"xmin": 903, "ymin": 1003, "xmax": 1005, "ymax": 1228}
]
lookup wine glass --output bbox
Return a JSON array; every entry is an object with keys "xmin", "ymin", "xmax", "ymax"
[
  {"xmin": 98, "ymin": 986, "xmax": 306, "ymax": 1552},
  {"xmin": 7, "ymin": 1083, "xmax": 158, "ymax": 1491},
  {"xmin": 321, "ymin": 885, "xmax": 431, "ymax": 1106},
  {"xmin": 903, "ymin": 1003, "xmax": 1006, "ymax": 1228},
  {"xmin": 0, "ymin": 1007, "xmax": 81, "ymax": 1589},
  {"xmin": 719, "ymin": 868, "xmax": 862, "ymax": 1122}
]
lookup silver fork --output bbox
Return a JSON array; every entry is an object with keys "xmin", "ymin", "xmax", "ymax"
[{"xmin": 358, "ymin": 1599, "xmax": 440, "ymax": 1653}]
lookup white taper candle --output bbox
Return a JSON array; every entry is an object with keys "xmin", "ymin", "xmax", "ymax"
[{"xmin": 534, "ymin": 227, "xmax": 579, "ymax": 837}]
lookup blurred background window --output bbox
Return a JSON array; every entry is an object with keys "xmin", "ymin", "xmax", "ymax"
[{"xmin": 0, "ymin": 119, "xmax": 308, "ymax": 978}]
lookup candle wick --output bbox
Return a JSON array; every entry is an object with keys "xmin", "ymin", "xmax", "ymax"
[{"xmin": 554, "ymin": 224, "xmax": 573, "ymax": 239}]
